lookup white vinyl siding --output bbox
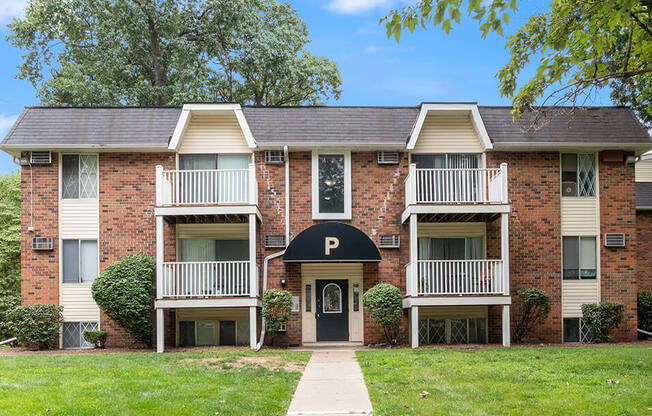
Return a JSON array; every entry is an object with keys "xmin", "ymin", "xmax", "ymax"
[
  {"xmin": 560, "ymin": 198, "xmax": 599, "ymax": 235},
  {"xmin": 59, "ymin": 199, "xmax": 99, "ymax": 238},
  {"xmin": 635, "ymin": 158, "xmax": 652, "ymax": 182},
  {"xmin": 418, "ymin": 222, "xmax": 486, "ymax": 238},
  {"xmin": 178, "ymin": 114, "xmax": 251, "ymax": 154},
  {"xmin": 412, "ymin": 114, "xmax": 484, "ymax": 153},
  {"xmin": 60, "ymin": 286, "xmax": 101, "ymax": 321},
  {"xmin": 176, "ymin": 223, "xmax": 248, "ymax": 239},
  {"xmin": 562, "ymin": 280, "xmax": 599, "ymax": 317}
]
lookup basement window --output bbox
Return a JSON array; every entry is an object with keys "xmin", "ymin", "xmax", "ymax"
[{"xmin": 62, "ymin": 322, "xmax": 98, "ymax": 348}]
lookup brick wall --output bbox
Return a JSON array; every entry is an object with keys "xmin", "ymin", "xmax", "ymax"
[
  {"xmin": 637, "ymin": 211, "xmax": 652, "ymax": 293},
  {"xmin": 599, "ymin": 155, "xmax": 638, "ymax": 341},
  {"xmin": 20, "ymin": 153, "xmax": 59, "ymax": 306}
]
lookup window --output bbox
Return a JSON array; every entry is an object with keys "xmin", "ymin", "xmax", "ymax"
[
  {"xmin": 62, "ymin": 322, "xmax": 98, "ymax": 348},
  {"xmin": 62, "ymin": 155, "xmax": 98, "ymax": 199},
  {"xmin": 562, "ymin": 236, "xmax": 597, "ymax": 279},
  {"xmin": 322, "ymin": 283, "xmax": 342, "ymax": 313},
  {"xmin": 418, "ymin": 237, "xmax": 484, "ymax": 260},
  {"xmin": 411, "ymin": 153, "xmax": 481, "ymax": 169},
  {"xmin": 178, "ymin": 239, "xmax": 249, "ymax": 261},
  {"xmin": 312, "ymin": 151, "xmax": 351, "ymax": 219},
  {"xmin": 62, "ymin": 240, "xmax": 98, "ymax": 284},
  {"xmin": 353, "ymin": 283, "xmax": 360, "ymax": 312},
  {"xmin": 419, "ymin": 318, "xmax": 486, "ymax": 345},
  {"xmin": 305, "ymin": 284, "xmax": 312, "ymax": 312},
  {"xmin": 561, "ymin": 153, "xmax": 595, "ymax": 197},
  {"xmin": 563, "ymin": 318, "xmax": 594, "ymax": 343}
]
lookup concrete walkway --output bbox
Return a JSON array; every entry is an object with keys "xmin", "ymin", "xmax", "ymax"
[{"xmin": 287, "ymin": 350, "xmax": 373, "ymax": 416}]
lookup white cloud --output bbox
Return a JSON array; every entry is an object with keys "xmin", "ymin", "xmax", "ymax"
[
  {"xmin": 364, "ymin": 45, "xmax": 381, "ymax": 54},
  {"xmin": 327, "ymin": 0, "xmax": 394, "ymax": 14},
  {"xmin": 0, "ymin": 0, "xmax": 27, "ymax": 23},
  {"xmin": 0, "ymin": 113, "xmax": 19, "ymax": 137}
]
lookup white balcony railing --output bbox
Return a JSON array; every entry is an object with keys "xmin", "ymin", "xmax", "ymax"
[
  {"xmin": 161, "ymin": 261, "xmax": 258, "ymax": 298},
  {"xmin": 405, "ymin": 163, "xmax": 508, "ymax": 205},
  {"xmin": 406, "ymin": 259, "xmax": 506, "ymax": 296},
  {"xmin": 156, "ymin": 164, "xmax": 258, "ymax": 206}
]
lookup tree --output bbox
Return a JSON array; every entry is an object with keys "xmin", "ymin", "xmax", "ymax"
[
  {"xmin": 0, "ymin": 172, "xmax": 21, "ymax": 297},
  {"xmin": 383, "ymin": 0, "xmax": 652, "ymax": 126},
  {"xmin": 512, "ymin": 288, "xmax": 550, "ymax": 343},
  {"xmin": 7, "ymin": 0, "xmax": 341, "ymax": 107}
]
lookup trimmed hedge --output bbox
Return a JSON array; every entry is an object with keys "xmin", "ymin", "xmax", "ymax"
[
  {"xmin": 362, "ymin": 283, "xmax": 402, "ymax": 345},
  {"xmin": 6, "ymin": 304, "xmax": 63, "ymax": 350},
  {"xmin": 83, "ymin": 330, "xmax": 108, "ymax": 348},
  {"xmin": 91, "ymin": 254, "xmax": 156, "ymax": 346},
  {"xmin": 512, "ymin": 288, "xmax": 551, "ymax": 343},
  {"xmin": 262, "ymin": 289, "xmax": 292, "ymax": 344},
  {"xmin": 581, "ymin": 302, "xmax": 624, "ymax": 343},
  {"xmin": 638, "ymin": 291, "xmax": 652, "ymax": 339},
  {"xmin": 0, "ymin": 295, "xmax": 20, "ymax": 340}
]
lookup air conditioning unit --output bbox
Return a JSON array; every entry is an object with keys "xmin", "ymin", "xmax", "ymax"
[
  {"xmin": 264, "ymin": 150, "xmax": 284, "ymax": 164},
  {"xmin": 604, "ymin": 233, "xmax": 626, "ymax": 247},
  {"xmin": 30, "ymin": 152, "xmax": 52, "ymax": 164},
  {"xmin": 378, "ymin": 235, "xmax": 400, "ymax": 248},
  {"xmin": 267, "ymin": 322, "xmax": 286, "ymax": 332},
  {"xmin": 32, "ymin": 237, "xmax": 54, "ymax": 250},
  {"xmin": 265, "ymin": 235, "xmax": 286, "ymax": 248},
  {"xmin": 377, "ymin": 151, "xmax": 399, "ymax": 165},
  {"xmin": 562, "ymin": 181, "xmax": 577, "ymax": 197}
]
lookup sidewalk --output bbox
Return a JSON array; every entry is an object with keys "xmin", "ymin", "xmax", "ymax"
[{"xmin": 287, "ymin": 350, "xmax": 373, "ymax": 416}]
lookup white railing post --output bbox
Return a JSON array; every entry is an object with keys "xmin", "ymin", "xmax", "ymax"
[
  {"xmin": 155, "ymin": 165, "xmax": 163, "ymax": 207},
  {"xmin": 501, "ymin": 212, "xmax": 510, "ymax": 295},
  {"xmin": 501, "ymin": 163, "xmax": 508, "ymax": 204},
  {"xmin": 408, "ymin": 163, "xmax": 417, "ymax": 205},
  {"xmin": 248, "ymin": 163, "xmax": 257, "ymax": 205},
  {"xmin": 249, "ymin": 214, "xmax": 257, "ymax": 297}
]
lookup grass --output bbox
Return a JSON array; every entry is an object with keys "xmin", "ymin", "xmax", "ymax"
[
  {"xmin": 0, "ymin": 349, "xmax": 310, "ymax": 416},
  {"xmin": 357, "ymin": 345, "xmax": 652, "ymax": 416}
]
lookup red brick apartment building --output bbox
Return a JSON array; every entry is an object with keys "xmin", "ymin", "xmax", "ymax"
[{"xmin": 1, "ymin": 103, "xmax": 650, "ymax": 350}]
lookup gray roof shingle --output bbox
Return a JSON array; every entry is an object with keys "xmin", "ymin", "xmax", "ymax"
[
  {"xmin": 478, "ymin": 106, "xmax": 651, "ymax": 146},
  {"xmin": 636, "ymin": 182, "xmax": 652, "ymax": 208},
  {"xmin": 242, "ymin": 106, "xmax": 419, "ymax": 145},
  {"xmin": 1, "ymin": 107, "xmax": 182, "ymax": 148}
]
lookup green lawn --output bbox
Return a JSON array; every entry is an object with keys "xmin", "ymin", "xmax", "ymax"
[
  {"xmin": 357, "ymin": 345, "xmax": 651, "ymax": 416},
  {"xmin": 0, "ymin": 349, "xmax": 310, "ymax": 416}
]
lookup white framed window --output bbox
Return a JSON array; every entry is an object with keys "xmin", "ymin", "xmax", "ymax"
[
  {"xmin": 312, "ymin": 150, "xmax": 351, "ymax": 220},
  {"xmin": 562, "ymin": 236, "xmax": 597, "ymax": 280},
  {"xmin": 62, "ymin": 321, "xmax": 98, "ymax": 348},
  {"xmin": 62, "ymin": 239, "xmax": 98, "ymax": 284},
  {"xmin": 561, "ymin": 153, "xmax": 596, "ymax": 197},
  {"xmin": 62, "ymin": 154, "xmax": 98, "ymax": 199}
]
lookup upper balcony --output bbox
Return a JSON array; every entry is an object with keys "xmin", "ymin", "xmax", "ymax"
[
  {"xmin": 154, "ymin": 164, "xmax": 260, "ymax": 218},
  {"xmin": 402, "ymin": 163, "xmax": 510, "ymax": 222}
]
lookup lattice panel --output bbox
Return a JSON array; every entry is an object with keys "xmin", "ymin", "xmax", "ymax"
[
  {"xmin": 450, "ymin": 319, "xmax": 468, "ymax": 344},
  {"xmin": 79, "ymin": 155, "xmax": 98, "ymax": 198},
  {"xmin": 428, "ymin": 319, "xmax": 446, "ymax": 344},
  {"xmin": 578, "ymin": 154, "xmax": 596, "ymax": 197},
  {"xmin": 579, "ymin": 319, "xmax": 594, "ymax": 343},
  {"xmin": 418, "ymin": 320, "xmax": 429, "ymax": 345}
]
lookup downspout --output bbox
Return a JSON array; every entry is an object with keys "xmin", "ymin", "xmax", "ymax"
[{"xmin": 255, "ymin": 145, "xmax": 290, "ymax": 351}]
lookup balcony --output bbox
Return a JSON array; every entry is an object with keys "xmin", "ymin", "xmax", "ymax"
[
  {"xmin": 406, "ymin": 259, "xmax": 506, "ymax": 296},
  {"xmin": 160, "ymin": 261, "xmax": 258, "ymax": 298}
]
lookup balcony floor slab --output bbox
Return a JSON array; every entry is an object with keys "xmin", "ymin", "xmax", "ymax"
[{"xmin": 403, "ymin": 295, "xmax": 511, "ymax": 308}]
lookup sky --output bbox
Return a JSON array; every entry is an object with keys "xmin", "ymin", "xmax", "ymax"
[{"xmin": 0, "ymin": 0, "xmax": 615, "ymax": 174}]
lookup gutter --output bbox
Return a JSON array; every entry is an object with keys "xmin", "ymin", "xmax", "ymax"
[{"xmin": 254, "ymin": 145, "xmax": 291, "ymax": 351}]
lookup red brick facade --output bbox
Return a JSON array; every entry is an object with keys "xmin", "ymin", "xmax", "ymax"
[{"xmin": 18, "ymin": 148, "xmax": 645, "ymax": 348}]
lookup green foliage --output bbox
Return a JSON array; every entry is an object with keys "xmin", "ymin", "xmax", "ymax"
[
  {"xmin": 83, "ymin": 330, "xmax": 108, "ymax": 348},
  {"xmin": 0, "ymin": 172, "xmax": 21, "ymax": 297},
  {"xmin": 7, "ymin": 0, "xmax": 341, "ymax": 107},
  {"xmin": 91, "ymin": 254, "xmax": 156, "ymax": 346},
  {"xmin": 512, "ymin": 288, "xmax": 551, "ymax": 343},
  {"xmin": 637, "ymin": 291, "xmax": 652, "ymax": 339},
  {"xmin": 6, "ymin": 304, "xmax": 63, "ymax": 350},
  {"xmin": 0, "ymin": 295, "xmax": 20, "ymax": 341},
  {"xmin": 362, "ymin": 283, "xmax": 402, "ymax": 344},
  {"xmin": 383, "ymin": 0, "xmax": 652, "ymax": 125},
  {"xmin": 581, "ymin": 302, "xmax": 624, "ymax": 343},
  {"xmin": 262, "ymin": 289, "xmax": 293, "ymax": 344}
]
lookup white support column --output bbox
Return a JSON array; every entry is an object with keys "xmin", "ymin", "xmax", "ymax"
[
  {"xmin": 156, "ymin": 215, "xmax": 164, "ymax": 299},
  {"xmin": 249, "ymin": 214, "xmax": 257, "ymax": 297},
  {"xmin": 410, "ymin": 306, "xmax": 419, "ymax": 348},
  {"xmin": 500, "ymin": 162, "xmax": 508, "ymax": 204},
  {"xmin": 408, "ymin": 163, "xmax": 417, "ymax": 205},
  {"xmin": 156, "ymin": 308, "xmax": 165, "ymax": 353},
  {"xmin": 249, "ymin": 306, "xmax": 257, "ymax": 349},
  {"xmin": 501, "ymin": 212, "xmax": 510, "ymax": 296},
  {"xmin": 155, "ymin": 165, "xmax": 163, "ymax": 206},
  {"xmin": 502, "ymin": 305, "xmax": 511, "ymax": 347},
  {"xmin": 409, "ymin": 213, "xmax": 418, "ymax": 296}
]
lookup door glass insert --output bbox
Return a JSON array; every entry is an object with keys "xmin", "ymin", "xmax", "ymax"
[{"xmin": 323, "ymin": 283, "xmax": 342, "ymax": 313}]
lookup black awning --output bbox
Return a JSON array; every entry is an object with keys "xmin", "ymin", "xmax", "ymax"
[{"xmin": 283, "ymin": 222, "xmax": 381, "ymax": 263}]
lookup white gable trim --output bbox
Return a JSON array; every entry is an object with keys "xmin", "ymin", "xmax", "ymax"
[
  {"xmin": 168, "ymin": 103, "xmax": 256, "ymax": 151},
  {"xmin": 406, "ymin": 103, "xmax": 493, "ymax": 151}
]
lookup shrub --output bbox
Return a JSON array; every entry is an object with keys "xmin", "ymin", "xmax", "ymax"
[
  {"xmin": 6, "ymin": 304, "xmax": 63, "ymax": 349},
  {"xmin": 362, "ymin": 283, "xmax": 402, "ymax": 345},
  {"xmin": 581, "ymin": 302, "xmax": 624, "ymax": 343},
  {"xmin": 83, "ymin": 330, "xmax": 108, "ymax": 348},
  {"xmin": 92, "ymin": 254, "xmax": 156, "ymax": 346},
  {"xmin": 262, "ymin": 289, "xmax": 292, "ymax": 345},
  {"xmin": 637, "ymin": 291, "xmax": 652, "ymax": 339},
  {"xmin": 0, "ymin": 295, "xmax": 20, "ymax": 341},
  {"xmin": 512, "ymin": 288, "xmax": 551, "ymax": 343}
]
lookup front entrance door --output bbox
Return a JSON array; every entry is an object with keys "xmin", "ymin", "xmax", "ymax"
[{"xmin": 316, "ymin": 279, "xmax": 349, "ymax": 341}]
